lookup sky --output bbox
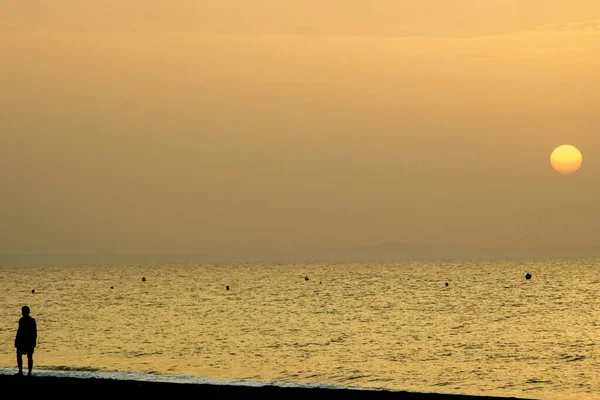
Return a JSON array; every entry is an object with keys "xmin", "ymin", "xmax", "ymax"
[{"xmin": 2, "ymin": 1, "xmax": 600, "ymax": 264}]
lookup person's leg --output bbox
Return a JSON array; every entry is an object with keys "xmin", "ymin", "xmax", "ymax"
[
  {"xmin": 26, "ymin": 352, "xmax": 33, "ymax": 376},
  {"xmin": 16, "ymin": 350, "xmax": 23, "ymax": 375}
]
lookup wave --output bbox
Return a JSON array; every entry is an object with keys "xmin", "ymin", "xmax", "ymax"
[{"xmin": 0, "ymin": 367, "xmax": 380, "ymax": 392}]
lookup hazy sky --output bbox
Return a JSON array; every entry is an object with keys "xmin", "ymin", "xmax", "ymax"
[{"xmin": 2, "ymin": 2, "xmax": 600, "ymax": 262}]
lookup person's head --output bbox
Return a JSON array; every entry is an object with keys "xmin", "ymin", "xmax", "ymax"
[{"xmin": 21, "ymin": 306, "xmax": 30, "ymax": 317}]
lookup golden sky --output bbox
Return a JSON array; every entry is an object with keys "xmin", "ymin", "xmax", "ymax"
[{"xmin": 2, "ymin": 2, "xmax": 600, "ymax": 262}]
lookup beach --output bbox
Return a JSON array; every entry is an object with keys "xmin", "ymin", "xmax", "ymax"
[{"xmin": 0, "ymin": 374, "xmax": 537, "ymax": 399}]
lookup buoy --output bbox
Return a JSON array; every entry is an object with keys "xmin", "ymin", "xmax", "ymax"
[
  {"xmin": 142, "ymin": 277, "xmax": 146, "ymax": 282},
  {"xmin": 304, "ymin": 275, "xmax": 309, "ymax": 281},
  {"xmin": 110, "ymin": 286, "xmax": 114, "ymax": 289},
  {"xmin": 445, "ymin": 282, "xmax": 449, "ymax": 287},
  {"xmin": 31, "ymin": 289, "xmax": 35, "ymax": 294},
  {"xmin": 226, "ymin": 285, "xmax": 230, "ymax": 290},
  {"xmin": 525, "ymin": 273, "xmax": 532, "ymax": 280}
]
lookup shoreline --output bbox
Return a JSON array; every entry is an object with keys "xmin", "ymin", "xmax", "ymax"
[{"xmin": 0, "ymin": 374, "xmax": 538, "ymax": 399}]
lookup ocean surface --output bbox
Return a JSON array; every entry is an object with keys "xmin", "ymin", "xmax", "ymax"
[{"xmin": 1, "ymin": 259, "xmax": 599, "ymax": 399}]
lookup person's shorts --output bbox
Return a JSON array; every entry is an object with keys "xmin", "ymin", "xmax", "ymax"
[{"xmin": 16, "ymin": 348, "xmax": 34, "ymax": 355}]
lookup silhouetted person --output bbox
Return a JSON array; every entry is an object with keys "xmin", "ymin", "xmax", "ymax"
[{"xmin": 14, "ymin": 305, "xmax": 37, "ymax": 377}]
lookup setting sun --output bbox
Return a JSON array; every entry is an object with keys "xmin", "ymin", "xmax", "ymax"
[{"xmin": 550, "ymin": 145, "xmax": 583, "ymax": 175}]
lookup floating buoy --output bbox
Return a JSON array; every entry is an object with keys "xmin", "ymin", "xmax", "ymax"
[
  {"xmin": 304, "ymin": 275, "xmax": 309, "ymax": 281},
  {"xmin": 226, "ymin": 285, "xmax": 230, "ymax": 290},
  {"xmin": 525, "ymin": 273, "xmax": 532, "ymax": 280},
  {"xmin": 142, "ymin": 277, "xmax": 146, "ymax": 282},
  {"xmin": 445, "ymin": 282, "xmax": 449, "ymax": 287},
  {"xmin": 110, "ymin": 286, "xmax": 114, "ymax": 289},
  {"xmin": 31, "ymin": 289, "xmax": 35, "ymax": 294}
]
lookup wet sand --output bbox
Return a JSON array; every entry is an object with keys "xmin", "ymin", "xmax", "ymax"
[{"xmin": 0, "ymin": 374, "xmax": 537, "ymax": 399}]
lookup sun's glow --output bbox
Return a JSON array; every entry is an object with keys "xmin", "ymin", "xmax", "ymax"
[{"xmin": 550, "ymin": 145, "xmax": 583, "ymax": 175}]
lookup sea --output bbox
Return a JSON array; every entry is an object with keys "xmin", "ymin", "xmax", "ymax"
[{"xmin": 1, "ymin": 259, "xmax": 599, "ymax": 399}]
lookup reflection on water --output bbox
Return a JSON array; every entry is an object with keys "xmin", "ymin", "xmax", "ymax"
[{"xmin": 0, "ymin": 259, "xmax": 598, "ymax": 400}]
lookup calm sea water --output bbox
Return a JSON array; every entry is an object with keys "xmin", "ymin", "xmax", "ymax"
[{"xmin": 1, "ymin": 259, "xmax": 599, "ymax": 399}]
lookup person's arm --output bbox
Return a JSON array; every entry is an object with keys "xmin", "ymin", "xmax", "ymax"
[
  {"xmin": 14, "ymin": 319, "xmax": 21, "ymax": 348},
  {"xmin": 33, "ymin": 319, "xmax": 37, "ymax": 348}
]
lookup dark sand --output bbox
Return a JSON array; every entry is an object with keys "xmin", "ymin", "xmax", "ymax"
[{"xmin": 0, "ymin": 374, "xmax": 538, "ymax": 399}]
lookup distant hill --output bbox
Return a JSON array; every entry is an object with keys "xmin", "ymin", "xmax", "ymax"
[{"xmin": 2, "ymin": 243, "xmax": 600, "ymax": 266}]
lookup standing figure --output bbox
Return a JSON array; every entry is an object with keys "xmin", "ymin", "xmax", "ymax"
[{"xmin": 14, "ymin": 305, "xmax": 37, "ymax": 377}]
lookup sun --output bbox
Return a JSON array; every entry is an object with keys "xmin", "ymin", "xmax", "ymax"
[{"xmin": 550, "ymin": 145, "xmax": 583, "ymax": 175}]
